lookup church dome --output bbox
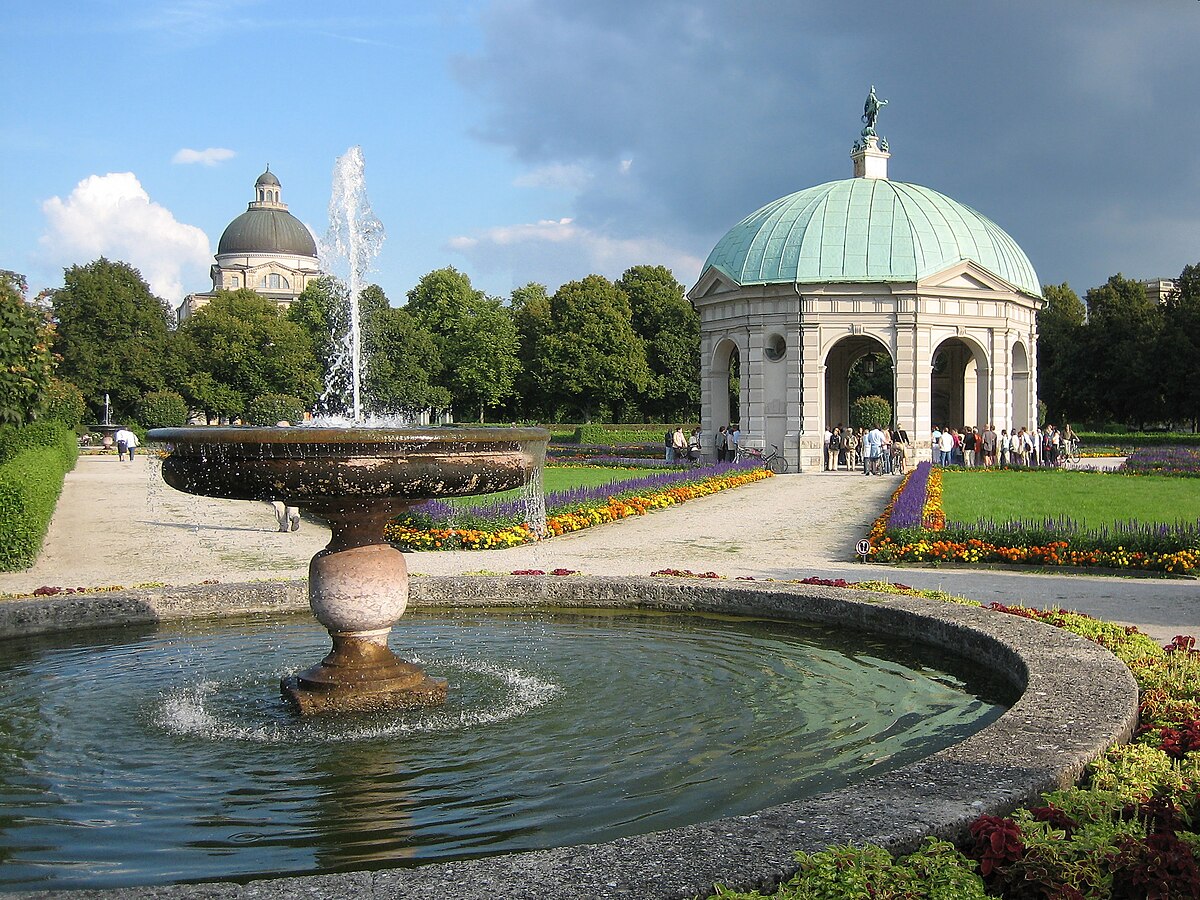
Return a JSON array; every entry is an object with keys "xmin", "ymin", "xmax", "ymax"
[
  {"xmin": 216, "ymin": 168, "xmax": 318, "ymax": 259},
  {"xmin": 217, "ymin": 208, "xmax": 318, "ymax": 257},
  {"xmin": 701, "ymin": 178, "xmax": 1040, "ymax": 297}
]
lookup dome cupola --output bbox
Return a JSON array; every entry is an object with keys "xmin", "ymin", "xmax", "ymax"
[{"xmin": 217, "ymin": 167, "xmax": 318, "ymax": 258}]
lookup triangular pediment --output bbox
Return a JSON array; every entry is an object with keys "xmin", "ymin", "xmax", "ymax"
[
  {"xmin": 687, "ymin": 266, "xmax": 740, "ymax": 302},
  {"xmin": 919, "ymin": 260, "xmax": 1024, "ymax": 295}
]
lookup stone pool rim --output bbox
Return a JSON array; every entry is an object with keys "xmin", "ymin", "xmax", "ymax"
[{"xmin": 0, "ymin": 574, "xmax": 1138, "ymax": 900}]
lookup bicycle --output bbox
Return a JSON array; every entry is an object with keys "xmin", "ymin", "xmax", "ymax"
[
  {"xmin": 1060, "ymin": 437, "xmax": 1081, "ymax": 468},
  {"xmin": 736, "ymin": 444, "xmax": 790, "ymax": 474}
]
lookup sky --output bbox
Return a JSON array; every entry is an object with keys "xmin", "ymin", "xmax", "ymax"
[{"xmin": 3, "ymin": 0, "xmax": 1198, "ymax": 312}]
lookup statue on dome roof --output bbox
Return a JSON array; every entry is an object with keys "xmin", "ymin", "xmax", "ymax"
[{"xmin": 862, "ymin": 85, "xmax": 889, "ymax": 136}]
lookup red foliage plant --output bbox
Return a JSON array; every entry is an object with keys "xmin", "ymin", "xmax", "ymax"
[{"xmin": 968, "ymin": 815, "xmax": 1025, "ymax": 877}]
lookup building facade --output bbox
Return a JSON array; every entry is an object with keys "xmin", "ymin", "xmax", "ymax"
[
  {"xmin": 178, "ymin": 168, "xmax": 322, "ymax": 322},
  {"xmin": 688, "ymin": 106, "xmax": 1043, "ymax": 470}
]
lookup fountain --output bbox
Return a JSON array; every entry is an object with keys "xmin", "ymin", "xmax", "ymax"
[
  {"xmin": 150, "ymin": 147, "xmax": 549, "ymax": 714},
  {"xmin": 90, "ymin": 392, "xmax": 123, "ymax": 450}
]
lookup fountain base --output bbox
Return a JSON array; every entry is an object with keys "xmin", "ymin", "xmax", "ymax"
[{"xmin": 281, "ymin": 633, "xmax": 447, "ymax": 715}]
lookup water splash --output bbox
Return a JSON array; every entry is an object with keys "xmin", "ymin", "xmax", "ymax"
[{"xmin": 321, "ymin": 146, "xmax": 385, "ymax": 422}]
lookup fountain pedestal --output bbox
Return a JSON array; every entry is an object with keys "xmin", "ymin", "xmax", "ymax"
[
  {"xmin": 148, "ymin": 424, "xmax": 548, "ymax": 716},
  {"xmin": 281, "ymin": 504, "xmax": 447, "ymax": 714}
]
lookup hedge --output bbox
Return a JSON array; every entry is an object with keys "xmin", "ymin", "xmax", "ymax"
[
  {"xmin": 1079, "ymin": 431, "xmax": 1200, "ymax": 448},
  {"xmin": 0, "ymin": 424, "xmax": 78, "ymax": 570}
]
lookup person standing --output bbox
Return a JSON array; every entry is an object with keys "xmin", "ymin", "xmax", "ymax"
[
  {"xmin": 822, "ymin": 426, "xmax": 833, "ymax": 471},
  {"xmin": 715, "ymin": 426, "xmax": 727, "ymax": 462},
  {"xmin": 865, "ymin": 424, "xmax": 885, "ymax": 475},
  {"xmin": 729, "ymin": 424, "xmax": 741, "ymax": 461},
  {"xmin": 938, "ymin": 427, "xmax": 954, "ymax": 466},
  {"xmin": 664, "ymin": 428, "xmax": 674, "ymax": 463},
  {"xmin": 113, "ymin": 427, "xmax": 138, "ymax": 462},
  {"xmin": 271, "ymin": 421, "xmax": 301, "ymax": 531},
  {"xmin": 687, "ymin": 427, "xmax": 702, "ymax": 464},
  {"xmin": 671, "ymin": 426, "xmax": 687, "ymax": 463}
]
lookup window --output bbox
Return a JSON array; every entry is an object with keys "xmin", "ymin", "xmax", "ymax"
[
  {"xmin": 764, "ymin": 334, "xmax": 786, "ymax": 361},
  {"xmin": 260, "ymin": 273, "xmax": 290, "ymax": 290}
]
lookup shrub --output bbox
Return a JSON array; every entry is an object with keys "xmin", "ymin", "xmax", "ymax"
[
  {"xmin": 136, "ymin": 390, "xmax": 189, "ymax": 429},
  {"xmin": 244, "ymin": 393, "xmax": 306, "ymax": 426},
  {"xmin": 41, "ymin": 378, "xmax": 85, "ymax": 430},
  {"xmin": 0, "ymin": 423, "xmax": 77, "ymax": 570},
  {"xmin": 850, "ymin": 394, "xmax": 891, "ymax": 430}
]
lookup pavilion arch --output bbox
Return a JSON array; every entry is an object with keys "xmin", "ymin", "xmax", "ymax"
[
  {"xmin": 707, "ymin": 337, "xmax": 743, "ymax": 436},
  {"xmin": 931, "ymin": 335, "xmax": 990, "ymax": 431},
  {"xmin": 823, "ymin": 334, "xmax": 895, "ymax": 431},
  {"xmin": 1011, "ymin": 341, "xmax": 1032, "ymax": 432}
]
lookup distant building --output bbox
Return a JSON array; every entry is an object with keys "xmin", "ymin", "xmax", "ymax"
[
  {"xmin": 1139, "ymin": 278, "xmax": 1176, "ymax": 304},
  {"xmin": 177, "ymin": 168, "xmax": 322, "ymax": 323}
]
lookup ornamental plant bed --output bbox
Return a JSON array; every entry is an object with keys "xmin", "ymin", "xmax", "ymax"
[
  {"xmin": 868, "ymin": 463, "xmax": 1200, "ymax": 575},
  {"xmin": 385, "ymin": 461, "xmax": 773, "ymax": 551}
]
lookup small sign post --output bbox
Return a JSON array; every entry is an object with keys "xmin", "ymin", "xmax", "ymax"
[{"xmin": 855, "ymin": 539, "xmax": 871, "ymax": 563}]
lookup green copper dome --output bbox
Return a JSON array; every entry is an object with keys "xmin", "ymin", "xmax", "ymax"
[{"xmin": 702, "ymin": 178, "xmax": 1041, "ymax": 297}]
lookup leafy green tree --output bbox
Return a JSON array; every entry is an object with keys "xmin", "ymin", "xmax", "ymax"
[
  {"xmin": 851, "ymin": 395, "xmax": 892, "ymax": 430},
  {"xmin": 536, "ymin": 274, "xmax": 650, "ymax": 422},
  {"xmin": 359, "ymin": 285, "xmax": 450, "ymax": 415},
  {"xmin": 244, "ymin": 393, "xmax": 307, "ymax": 426},
  {"xmin": 405, "ymin": 268, "xmax": 520, "ymax": 422},
  {"xmin": 1036, "ymin": 283, "xmax": 1087, "ymax": 423},
  {"xmin": 1161, "ymin": 264, "xmax": 1200, "ymax": 431},
  {"xmin": 617, "ymin": 265, "xmax": 699, "ymax": 421},
  {"xmin": 0, "ymin": 272, "xmax": 54, "ymax": 425},
  {"xmin": 178, "ymin": 289, "xmax": 320, "ymax": 421},
  {"xmin": 1080, "ymin": 274, "xmax": 1164, "ymax": 428},
  {"xmin": 508, "ymin": 282, "xmax": 552, "ymax": 420},
  {"xmin": 42, "ymin": 378, "xmax": 85, "ymax": 430},
  {"xmin": 49, "ymin": 258, "xmax": 174, "ymax": 423},
  {"xmin": 136, "ymin": 390, "xmax": 189, "ymax": 428}
]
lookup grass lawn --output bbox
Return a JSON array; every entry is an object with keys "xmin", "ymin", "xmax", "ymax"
[
  {"xmin": 444, "ymin": 465, "xmax": 660, "ymax": 510},
  {"xmin": 940, "ymin": 470, "xmax": 1200, "ymax": 527}
]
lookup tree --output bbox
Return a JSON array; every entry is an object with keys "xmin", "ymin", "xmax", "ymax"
[
  {"xmin": 508, "ymin": 282, "xmax": 552, "ymax": 421},
  {"xmin": 0, "ymin": 271, "xmax": 54, "ymax": 425},
  {"xmin": 1080, "ymin": 274, "xmax": 1164, "ymax": 428},
  {"xmin": 49, "ymin": 258, "xmax": 174, "ymax": 422},
  {"xmin": 359, "ymin": 285, "xmax": 450, "ymax": 415},
  {"xmin": 288, "ymin": 278, "xmax": 449, "ymax": 417},
  {"xmin": 851, "ymin": 395, "xmax": 892, "ymax": 430},
  {"xmin": 405, "ymin": 268, "xmax": 520, "ymax": 422},
  {"xmin": 177, "ymin": 289, "xmax": 320, "ymax": 421},
  {"xmin": 136, "ymin": 390, "xmax": 189, "ymax": 428},
  {"xmin": 1036, "ymin": 283, "xmax": 1087, "ymax": 423},
  {"xmin": 617, "ymin": 265, "xmax": 699, "ymax": 421},
  {"xmin": 1161, "ymin": 264, "xmax": 1200, "ymax": 431},
  {"xmin": 535, "ymin": 275, "xmax": 650, "ymax": 422}
]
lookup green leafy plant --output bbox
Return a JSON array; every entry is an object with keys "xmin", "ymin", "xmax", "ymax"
[
  {"xmin": 135, "ymin": 390, "xmax": 189, "ymax": 429},
  {"xmin": 243, "ymin": 393, "xmax": 307, "ymax": 426}
]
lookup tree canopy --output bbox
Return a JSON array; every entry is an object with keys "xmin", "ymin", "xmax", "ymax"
[
  {"xmin": 0, "ymin": 272, "xmax": 54, "ymax": 425},
  {"xmin": 617, "ymin": 265, "xmax": 699, "ymax": 422},
  {"xmin": 405, "ymin": 268, "xmax": 519, "ymax": 421},
  {"xmin": 534, "ymin": 274, "xmax": 650, "ymax": 422},
  {"xmin": 50, "ymin": 258, "xmax": 174, "ymax": 422},
  {"xmin": 178, "ymin": 289, "xmax": 320, "ymax": 421}
]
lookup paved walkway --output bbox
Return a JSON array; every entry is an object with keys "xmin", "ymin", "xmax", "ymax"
[{"xmin": 1, "ymin": 453, "xmax": 1196, "ymax": 642}]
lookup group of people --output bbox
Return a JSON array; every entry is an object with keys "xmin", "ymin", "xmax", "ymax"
[
  {"xmin": 714, "ymin": 424, "xmax": 741, "ymax": 462},
  {"xmin": 664, "ymin": 426, "xmax": 704, "ymax": 464},
  {"xmin": 824, "ymin": 424, "xmax": 908, "ymax": 476},
  {"xmin": 929, "ymin": 423, "xmax": 1079, "ymax": 468}
]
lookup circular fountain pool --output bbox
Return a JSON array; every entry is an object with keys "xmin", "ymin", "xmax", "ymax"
[{"xmin": 0, "ymin": 607, "xmax": 1011, "ymax": 890}]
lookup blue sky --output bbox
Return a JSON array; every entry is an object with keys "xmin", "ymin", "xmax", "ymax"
[{"xmin": 3, "ymin": 0, "xmax": 1198, "ymax": 311}]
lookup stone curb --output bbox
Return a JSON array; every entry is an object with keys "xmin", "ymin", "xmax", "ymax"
[{"xmin": 0, "ymin": 576, "xmax": 1138, "ymax": 900}]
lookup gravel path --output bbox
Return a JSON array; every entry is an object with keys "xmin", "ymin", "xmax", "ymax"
[{"xmin": 1, "ymin": 453, "xmax": 1196, "ymax": 642}]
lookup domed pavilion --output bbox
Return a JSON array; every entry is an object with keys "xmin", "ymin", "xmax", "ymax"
[
  {"xmin": 687, "ymin": 91, "xmax": 1043, "ymax": 469},
  {"xmin": 177, "ymin": 168, "xmax": 322, "ymax": 322}
]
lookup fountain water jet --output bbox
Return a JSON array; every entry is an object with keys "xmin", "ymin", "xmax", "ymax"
[{"xmin": 151, "ymin": 147, "xmax": 549, "ymax": 714}]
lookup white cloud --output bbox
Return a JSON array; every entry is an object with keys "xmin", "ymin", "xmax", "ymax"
[
  {"xmin": 39, "ymin": 173, "xmax": 212, "ymax": 303},
  {"xmin": 619, "ymin": 159, "xmax": 632, "ymax": 175},
  {"xmin": 447, "ymin": 217, "xmax": 704, "ymax": 294},
  {"xmin": 172, "ymin": 147, "xmax": 236, "ymax": 166}
]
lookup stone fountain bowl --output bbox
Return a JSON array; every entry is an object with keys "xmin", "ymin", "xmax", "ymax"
[{"xmin": 147, "ymin": 425, "xmax": 550, "ymax": 508}]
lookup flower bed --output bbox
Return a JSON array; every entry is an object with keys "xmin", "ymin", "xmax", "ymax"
[
  {"xmin": 1123, "ymin": 446, "xmax": 1200, "ymax": 478},
  {"xmin": 869, "ymin": 466, "xmax": 1200, "ymax": 575},
  {"xmin": 385, "ymin": 463, "xmax": 773, "ymax": 551},
  {"xmin": 709, "ymin": 576, "xmax": 1200, "ymax": 899}
]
